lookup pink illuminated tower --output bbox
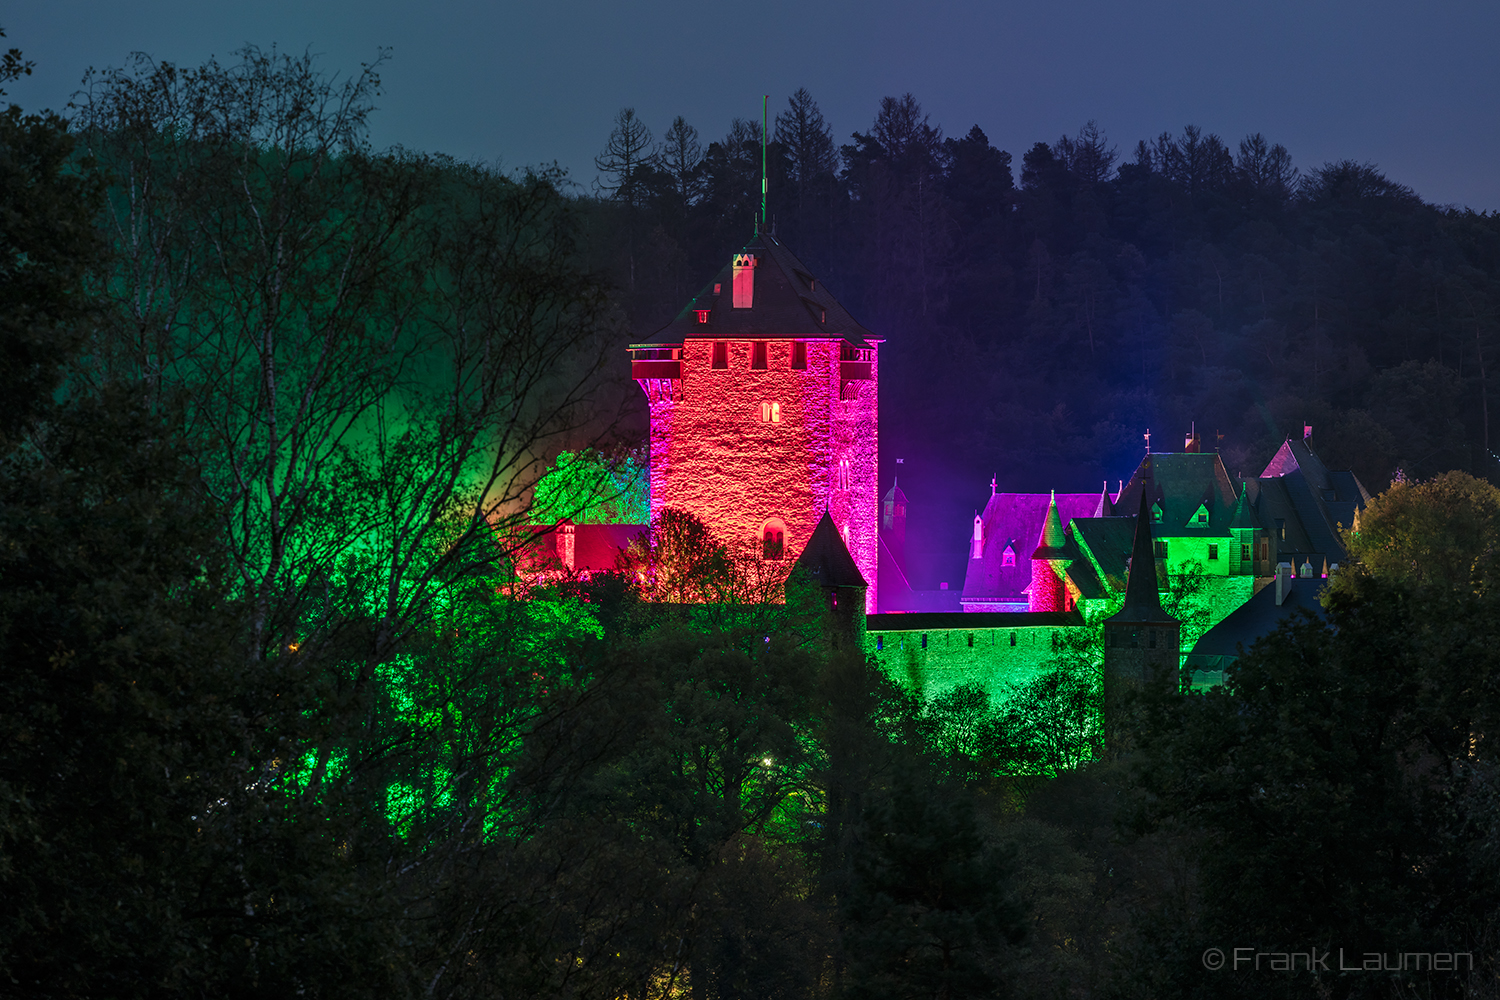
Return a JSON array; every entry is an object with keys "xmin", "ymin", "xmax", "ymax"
[{"xmin": 629, "ymin": 233, "xmax": 881, "ymax": 611}]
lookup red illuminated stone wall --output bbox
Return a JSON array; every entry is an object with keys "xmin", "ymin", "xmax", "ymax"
[{"xmin": 643, "ymin": 338, "xmax": 879, "ymax": 612}]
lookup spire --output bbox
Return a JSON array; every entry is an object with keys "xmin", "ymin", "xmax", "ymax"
[
  {"xmin": 1109, "ymin": 487, "xmax": 1176, "ymax": 623},
  {"xmin": 990, "ymin": 475, "xmax": 998, "ymax": 497},
  {"xmin": 1096, "ymin": 480, "xmax": 1114, "ymax": 518},
  {"xmin": 1032, "ymin": 490, "xmax": 1068, "ymax": 559},
  {"xmin": 1229, "ymin": 481, "xmax": 1257, "ymax": 529},
  {"xmin": 794, "ymin": 510, "xmax": 867, "ymax": 587}
]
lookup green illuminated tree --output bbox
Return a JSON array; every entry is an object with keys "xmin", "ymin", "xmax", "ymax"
[
  {"xmin": 531, "ymin": 446, "xmax": 648, "ymax": 524},
  {"xmin": 74, "ymin": 47, "xmax": 619, "ymax": 670}
]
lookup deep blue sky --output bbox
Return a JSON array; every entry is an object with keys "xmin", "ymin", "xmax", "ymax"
[{"xmin": 7, "ymin": 0, "xmax": 1500, "ymax": 210}]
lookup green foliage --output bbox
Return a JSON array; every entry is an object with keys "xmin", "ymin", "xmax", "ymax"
[
  {"xmin": 531, "ymin": 447, "xmax": 649, "ymax": 524},
  {"xmin": 1333, "ymin": 469, "xmax": 1500, "ymax": 596},
  {"xmin": 1126, "ymin": 575, "xmax": 1500, "ymax": 996}
]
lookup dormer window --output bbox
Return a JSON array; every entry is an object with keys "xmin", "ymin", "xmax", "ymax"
[
  {"xmin": 1152, "ymin": 502, "xmax": 1163, "ymax": 523},
  {"xmin": 1001, "ymin": 545, "xmax": 1016, "ymax": 567},
  {"xmin": 695, "ymin": 309, "xmax": 711, "ymax": 324},
  {"xmin": 1191, "ymin": 503, "xmax": 1209, "ymax": 525}
]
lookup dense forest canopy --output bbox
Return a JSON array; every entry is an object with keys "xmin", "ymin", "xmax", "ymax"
[
  {"xmin": 6, "ymin": 38, "xmax": 1500, "ymax": 1000},
  {"xmin": 584, "ymin": 92, "xmax": 1500, "ymax": 586}
]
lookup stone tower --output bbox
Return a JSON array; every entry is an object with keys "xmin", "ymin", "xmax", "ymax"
[
  {"xmin": 630, "ymin": 233, "xmax": 881, "ymax": 611},
  {"xmin": 1103, "ymin": 486, "xmax": 1182, "ymax": 714}
]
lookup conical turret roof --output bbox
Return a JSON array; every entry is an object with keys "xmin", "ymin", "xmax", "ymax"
[
  {"xmin": 1229, "ymin": 481, "xmax": 1257, "ymax": 529},
  {"xmin": 1107, "ymin": 487, "xmax": 1178, "ymax": 624},
  {"xmin": 1032, "ymin": 490, "xmax": 1069, "ymax": 560},
  {"xmin": 1095, "ymin": 481, "xmax": 1115, "ymax": 518},
  {"xmin": 794, "ymin": 511, "xmax": 867, "ymax": 588}
]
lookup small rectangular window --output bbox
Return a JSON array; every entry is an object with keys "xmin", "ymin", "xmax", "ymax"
[
  {"xmin": 876, "ymin": 635, "xmax": 883, "ymax": 651},
  {"xmin": 751, "ymin": 342, "xmax": 767, "ymax": 369},
  {"xmin": 1241, "ymin": 543, "xmax": 1251, "ymax": 561},
  {"xmin": 967, "ymin": 633, "xmax": 974, "ymax": 648},
  {"xmin": 791, "ymin": 341, "xmax": 807, "ymax": 369},
  {"xmin": 1009, "ymin": 632, "xmax": 1017, "ymax": 647},
  {"xmin": 921, "ymin": 633, "xmax": 928, "ymax": 649},
  {"xmin": 1208, "ymin": 544, "xmax": 1219, "ymax": 560},
  {"xmin": 712, "ymin": 341, "xmax": 728, "ymax": 369},
  {"xmin": 1154, "ymin": 540, "xmax": 1168, "ymax": 558}
]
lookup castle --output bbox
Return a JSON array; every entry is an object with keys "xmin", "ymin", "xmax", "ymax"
[{"xmin": 522, "ymin": 232, "xmax": 1372, "ymax": 711}]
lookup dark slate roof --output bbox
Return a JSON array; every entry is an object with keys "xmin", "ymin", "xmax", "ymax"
[
  {"xmin": 1115, "ymin": 453, "xmax": 1238, "ymax": 535},
  {"xmin": 1067, "ymin": 516, "xmax": 1139, "ymax": 593},
  {"xmin": 1106, "ymin": 489, "xmax": 1178, "ymax": 624},
  {"xmin": 867, "ymin": 610, "xmax": 1084, "ymax": 631},
  {"xmin": 1228, "ymin": 482, "xmax": 1258, "ymax": 529},
  {"xmin": 961, "ymin": 491, "xmax": 1098, "ymax": 602},
  {"xmin": 637, "ymin": 233, "xmax": 876, "ymax": 346},
  {"xmin": 1187, "ymin": 577, "xmax": 1328, "ymax": 665},
  {"xmin": 794, "ymin": 510, "xmax": 868, "ymax": 588}
]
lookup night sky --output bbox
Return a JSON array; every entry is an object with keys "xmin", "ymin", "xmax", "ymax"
[
  {"xmin": 8, "ymin": 0, "xmax": 1500, "ymax": 211},
  {"xmin": 9, "ymin": 0, "xmax": 1499, "ymax": 590}
]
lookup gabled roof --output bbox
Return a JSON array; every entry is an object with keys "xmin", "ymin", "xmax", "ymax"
[
  {"xmin": 638, "ymin": 233, "xmax": 876, "ymax": 346},
  {"xmin": 794, "ymin": 510, "xmax": 867, "ymax": 588},
  {"xmin": 1261, "ymin": 435, "xmax": 1331, "ymax": 487},
  {"xmin": 1115, "ymin": 453, "xmax": 1238, "ymax": 535}
]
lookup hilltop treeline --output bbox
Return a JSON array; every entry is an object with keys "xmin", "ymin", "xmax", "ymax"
[{"xmin": 585, "ymin": 93, "xmax": 1500, "ymax": 496}]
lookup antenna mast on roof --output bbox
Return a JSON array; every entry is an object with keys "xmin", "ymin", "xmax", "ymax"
[{"xmin": 759, "ymin": 94, "xmax": 769, "ymax": 236}]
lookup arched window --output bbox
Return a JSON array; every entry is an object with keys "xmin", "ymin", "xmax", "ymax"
[{"xmin": 761, "ymin": 518, "xmax": 788, "ymax": 560}]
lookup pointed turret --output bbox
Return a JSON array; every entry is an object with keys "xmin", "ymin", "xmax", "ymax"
[
  {"xmin": 796, "ymin": 510, "xmax": 867, "ymax": 588},
  {"xmin": 1229, "ymin": 481, "xmax": 1256, "ymax": 529},
  {"xmin": 1095, "ymin": 481, "xmax": 1115, "ymax": 518},
  {"xmin": 790, "ymin": 510, "xmax": 868, "ymax": 647},
  {"xmin": 1110, "ymin": 488, "xmax": 1173, "ymax": 623},
  {"xmin": 1032, "ymin": 490, "xmax": 1068, "ymax": 558},
  {"xmin": 1103, "ymin": 487, "xmax": 1181, "ymax": 742},
  {"xmin": 1029, "ymin": 491, "xmax": 1074, "ymax": 612}
]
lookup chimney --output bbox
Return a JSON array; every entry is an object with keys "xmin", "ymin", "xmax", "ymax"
[
  {"xmin": 732, "ymin": 253, "xmax": 757, "ymax": 308},
  {"xmin": 1275, "ymin": 561, "xmax": 1293, "ymax": 605}
]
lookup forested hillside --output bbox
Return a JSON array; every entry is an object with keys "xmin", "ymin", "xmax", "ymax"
[{"xmin": 582, "ymin": 92, "xmax": 1500, "ymax": 584}]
